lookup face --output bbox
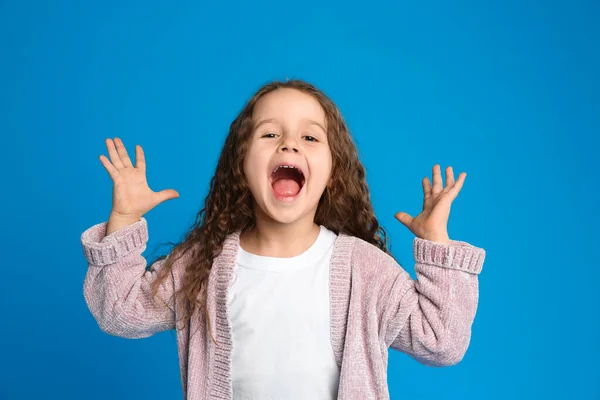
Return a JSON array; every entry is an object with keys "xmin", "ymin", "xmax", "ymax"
[{"xmin": 243, "ymin": 88, "xmax": 333, "ymax": 225}]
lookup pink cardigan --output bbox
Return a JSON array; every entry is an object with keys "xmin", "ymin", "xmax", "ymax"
[{"xmin": 81, "ymin": 217, "xmax": 486, "ymax": 399}]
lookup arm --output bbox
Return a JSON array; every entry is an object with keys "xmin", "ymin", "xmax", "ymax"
[
  {"xmin": 80, "ymin": 217, "xmax": 177, "ymax": 338},
  {"xmin": 383, "ymin": 237, "xmax": 486, "ymax": 367}
]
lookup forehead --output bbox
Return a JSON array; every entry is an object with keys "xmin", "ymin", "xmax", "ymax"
[{"xmin": 252, "ymin": 88, "xmax": 326, "ymax": 124}]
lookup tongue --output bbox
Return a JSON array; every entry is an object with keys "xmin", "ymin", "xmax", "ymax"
[{"xmin": 272, "ymin": 179, "xmax": 301, "ymax": 197}]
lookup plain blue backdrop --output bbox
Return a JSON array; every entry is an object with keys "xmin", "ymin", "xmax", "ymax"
[{"xmin": 1, "ymin": 0, "xmax": 598, "ymax": 399}]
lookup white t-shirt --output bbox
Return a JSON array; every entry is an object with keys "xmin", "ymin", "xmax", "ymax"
[{"xmin": 228, "ymin": 225, "xmax": 340, "ymax": 400}]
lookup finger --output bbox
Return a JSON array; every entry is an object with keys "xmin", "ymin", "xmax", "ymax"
[
  {"xmin": 444, "ymin": 166, "xmax": 455, "ymax": 191},
  {"xmin": 99, "ymin": 154, "xmax": 119, "ymax": 181},
  {"xmin": 156, "ymin": 189, "xmax": 180, "ymax": 204},
  {"xmin": 422, "ymin": 176, "xmax": 432, "ymax": 209},
  {"xmin": 114, "ymin": 137, "xmax": 134, "ymax": 168},
  {"xmin": 448, "ymin": 172, "xmax": 466, "ymax": 198},
  {"xmin": 394, "ymin": 211, "xmax": 413, "ymax": 228},
  {"xmin": 106, "ymin": 138, "xmax": 124, "ymax": 169},
  {"xmin": 135, "ymin": 145, "xmax": 146, "ymax": 172},
  {"xmin": 432, "ymin": 164, "xmax": 443, "ymax": 194}
]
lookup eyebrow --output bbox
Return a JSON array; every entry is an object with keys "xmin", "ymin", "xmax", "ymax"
[
  {"xmin": 306, "ymin": 120, "xmax": 327, "ymax": 134},
  {"xmin": 253, "ymin": 118, "xmax": 327, "ymax": 134},
  {"xmin": 253, "ymin": 118, "xmax": 277, "ymax": 131}
]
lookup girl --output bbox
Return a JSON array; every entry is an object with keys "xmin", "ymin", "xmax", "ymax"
[{"xmin": 81, "ymin": 79, "xmax": 486, "ymax": 400}]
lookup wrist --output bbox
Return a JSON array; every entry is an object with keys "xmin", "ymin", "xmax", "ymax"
[
  {"xmin": 422, "ymin": 234, "xmax": 451, "ymax": 245},
  {"xmin": 109, "ymin": 211, "xmax": 142, "ymax": 222},
  {"xmin": 106, "ymin": 212, "xmax": 142, "ymax": 236}
]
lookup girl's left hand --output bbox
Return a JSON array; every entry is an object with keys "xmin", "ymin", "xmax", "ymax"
[{"xmin": 394, "ymin": 164, "xmax": 466, "ymax": 245}]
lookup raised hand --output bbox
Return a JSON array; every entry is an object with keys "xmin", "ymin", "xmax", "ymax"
[
  {"xmin": 394, "ymin": 164, "xmax": 466, "ymax": 244},
  {"xmin": 99, "ymin": 138, "xmax": 179, "ymax": 220}
]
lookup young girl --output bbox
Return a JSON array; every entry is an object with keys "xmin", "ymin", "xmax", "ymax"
[{"xmin": 80, "ymin": 79, "xmax": 486, "ymax": 400}]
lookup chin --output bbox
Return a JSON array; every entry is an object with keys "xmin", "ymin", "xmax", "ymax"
[
  {"xmin": 260, "ymin": 193, "xmax": 318, "ymax": 225},
  {"xmin": 263, "ymin": 203, "xmax": 310, "ymax": 225}
]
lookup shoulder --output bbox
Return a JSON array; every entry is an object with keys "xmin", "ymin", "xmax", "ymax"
[
  {"xmin": 337, "ymin": 233, "xmax": 406, "ymax": 281},
  {"xmin": 337, "ymin": 234, "xmax": 413, "ymax": 319},
  {"xmin": 152, "ymin": 241, "xmax": 201, "ymax": 284}
]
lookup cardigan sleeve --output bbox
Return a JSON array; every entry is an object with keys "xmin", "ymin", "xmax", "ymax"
[
  {"xmin": 383, "ymin": 237, "xmax": 486, "ymax": 367},
  {"xmin": 80, "ymin": 217, "xmax": 177, "ymax": 338}
]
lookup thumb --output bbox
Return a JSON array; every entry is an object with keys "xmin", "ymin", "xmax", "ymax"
[
  {"xmin": 156, "ymin": 189, "xmax": 180, "ymax": 203},
  {"xmin": 394, "ymin": 211, "xmax": 413, "ymax": 228}
]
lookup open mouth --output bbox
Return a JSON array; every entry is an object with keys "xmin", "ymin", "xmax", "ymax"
[{"xmin": 270, "ymin": 165, "xmax": 306, "ymax": 201}]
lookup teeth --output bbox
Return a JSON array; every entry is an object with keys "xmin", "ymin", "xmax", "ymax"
[{"xmin": 273, "ymin": 165, "xmax": 300, "ymax": 174}]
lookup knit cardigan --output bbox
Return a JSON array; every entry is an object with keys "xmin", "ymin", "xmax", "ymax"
[{"xmin": 80, "ymin": 217, "xmax": 486, "ymax": 400}]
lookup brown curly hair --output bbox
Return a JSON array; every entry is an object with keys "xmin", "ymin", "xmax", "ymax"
[{"xmin": 148, "ymin": 79, "xmax": 394, "ymax": 344}]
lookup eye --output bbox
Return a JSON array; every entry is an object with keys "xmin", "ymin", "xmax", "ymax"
[
  {"xmin": 262, "ymin": 132, "xmax": 278, "ymax": 138},
  {"xmin": 303, "ymin": 136, "xmax": 318, "ymax": 142}
]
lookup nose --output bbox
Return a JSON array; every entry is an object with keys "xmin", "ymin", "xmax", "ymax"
[
  {"xmin": 279, "ymin": 137, "xmax": 299, "ymax": 153},
  {"xmin": 280, "ymin": 145, "xmax": 298, "ymax": 153}
]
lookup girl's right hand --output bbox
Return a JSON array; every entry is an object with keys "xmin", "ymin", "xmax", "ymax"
[{"xmin": 99, "ymin": 138, "xmax": 180, "ymax": 219}]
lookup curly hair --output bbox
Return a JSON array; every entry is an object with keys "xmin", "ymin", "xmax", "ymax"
[{"xmin": 148, "ymin": 79, "xmax": 394, "ymax": 344}]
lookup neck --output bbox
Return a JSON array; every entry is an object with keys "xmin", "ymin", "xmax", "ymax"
[{"xmin": 240, "ymin": 217, "xmax": 321, "ymax": 258}]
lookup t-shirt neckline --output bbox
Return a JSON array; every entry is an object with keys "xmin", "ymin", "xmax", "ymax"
[{"xmin": 236, "ymin": 225, "xmax": 332, "ymax": 272}]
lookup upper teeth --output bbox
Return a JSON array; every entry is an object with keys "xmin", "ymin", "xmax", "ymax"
[{"xmin": 273, "ymin": 165, "xmax": 299, "ymax": 174}]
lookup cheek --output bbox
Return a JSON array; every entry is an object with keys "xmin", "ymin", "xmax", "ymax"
[
  {"xmin": 322, "ymin": 149, "xmax": 333, "ymax": 172},
  {"xmin": 243, "ymin": 150, "xmax": 266, "ymax": 188},
  {"xmin": 312, "ymin": 154, "xmax": 333, "ymax": 187}
]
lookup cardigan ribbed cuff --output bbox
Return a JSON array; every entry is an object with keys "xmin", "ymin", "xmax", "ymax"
[
  {"xmin": 413, "ymin": 237, "xmax": 486, "ymax": 274},
  {"xmin": 80, "ymin": 217, "xmax": 148, "ymax": 267}
]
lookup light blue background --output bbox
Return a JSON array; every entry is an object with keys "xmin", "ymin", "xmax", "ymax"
[{"xmin": 1, "ymin": 1, "xmax": 598, "ymax": 399}]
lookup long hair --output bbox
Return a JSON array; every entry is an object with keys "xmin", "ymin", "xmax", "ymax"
[{"xmin": 148, "ymin": 79, "xmax": 393, "ymax": 343}]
